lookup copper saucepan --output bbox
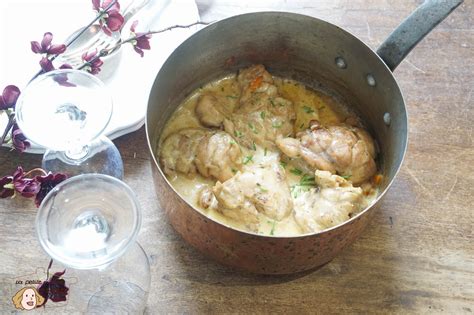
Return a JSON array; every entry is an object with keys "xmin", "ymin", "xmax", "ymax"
[{"xmin": 145, "ymin": 1, "xmax": 463, "ymax": 274}]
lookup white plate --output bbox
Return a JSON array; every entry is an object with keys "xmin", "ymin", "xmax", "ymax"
[{"xmin": 0, "ymin": 0, "xmax": 201, "ymax": 153}]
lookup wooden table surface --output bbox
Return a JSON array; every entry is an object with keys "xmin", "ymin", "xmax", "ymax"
[{"xmin": 1, "ymin": 0, "xmax": 473, "ymax": 314}]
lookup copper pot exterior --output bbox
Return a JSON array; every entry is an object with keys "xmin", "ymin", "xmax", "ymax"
[{"xmin": 146, "ymin": 12, "xmax": 408, "ymax": 274}]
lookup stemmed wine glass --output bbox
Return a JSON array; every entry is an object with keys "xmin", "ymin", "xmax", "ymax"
[
  {"xmin": 36, "ymin": 173, "xmax": 150, "ymax": 313},
  {"xmin": 15, "ymin": 69, "xmax": 123, "ymax": 179}
]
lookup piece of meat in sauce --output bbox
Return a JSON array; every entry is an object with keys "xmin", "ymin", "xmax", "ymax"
[
  {"xmin": 277, "ymin": 120, "xmax": 377, "ymax": 185},
  {"xmin": 293, "ymin": 170, "xmax": 364, "ymax": 233},
  {"xmin": 199, "ymin": 157, "xmax": 293, "ymax": 232},
  {"xmin": 195, "ymin": 94, "xmax": 237, "ymax": 128},
  {"xmin": 160, "ymin": 129, "xmax": 242, "ymax": 182},
  {"xmin": 225, "ymin": 65, "xmax": 296, "ymax": 150},
  {"xmin": 194, "ymin": 65, "xmax": 296, "ymax": 150},
  {"xmin": 195, "ymin": 131, "xmax": 242, "ymax": 182}
]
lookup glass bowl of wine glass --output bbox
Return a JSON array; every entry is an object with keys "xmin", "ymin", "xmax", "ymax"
[
  {"xmin": 36, "ymin": 173, "xmax": 150, "ymax": 313},
  {"xmin": 15, "ymin": 69, "xmax": 123, "ymax": 178}
]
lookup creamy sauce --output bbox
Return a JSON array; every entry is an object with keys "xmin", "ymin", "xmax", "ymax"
[{"xmin": 158, "ymin": 74, "xmax": 378, "ymax": 236}]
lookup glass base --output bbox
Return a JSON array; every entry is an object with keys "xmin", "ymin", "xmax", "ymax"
[
  {"xmin": 47, "ymin": 242, "xmax": 150, "ymax": 313},
  {"xmin": 42, "ymin": 136, "xmax": 124, "ymax": 179}
]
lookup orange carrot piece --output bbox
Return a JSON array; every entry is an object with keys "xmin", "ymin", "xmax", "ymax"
[
  {"xmin": 373, "ymin": 174, "xmax": 383, "ymax": 185},
  {"xmin": 249, "ymin": 76, "xmax": 263, "ymax": 91}
]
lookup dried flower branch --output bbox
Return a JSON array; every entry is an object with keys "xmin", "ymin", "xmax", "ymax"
[
  {"xmin": 2, "ymin": 1, "xmax": 208, "ymax": 148},
  {"xmin": 0, "ymin": 166, "xmax": 67, "ymax": 207}
]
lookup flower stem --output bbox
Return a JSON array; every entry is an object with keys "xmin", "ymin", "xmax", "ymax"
[
  {"xmin": 122, "ymin": 21, "xmax": 210, "ymax": 45},
  {"xmin": 24, "ymin": 168, "xmax": 48, "ymax": 178},
  {"xmin": 78, "ymin": 21, "xmax": 210, "ymax": 68},
  {"xmin": 0, "ymin": 114, "xmax": 15, "ymax": 146}
]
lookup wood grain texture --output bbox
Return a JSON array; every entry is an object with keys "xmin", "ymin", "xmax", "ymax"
[{"xmin": 0, "ymin": 0, "xmax": 472, "ymax": 313}]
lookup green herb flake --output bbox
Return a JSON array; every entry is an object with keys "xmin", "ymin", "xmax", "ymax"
[
  {"xmin": 279, "ymin": 161, "xmax": 287, "ymax": 168},
  {"xmin": 270, "ymin": 99, "xmax": 276, "ymax": 107},
  {"xmin": 251, "ymin": 142, "xmax": 257, "ymax": 151},
  {"xmin": 260, "ymin": 111, "xmax": 266, "ymax": 119},
  {"xmin": 229, "ymin": 139, "xmax": 237, "ymax": 145},
  {"xmin": 243, "ymin": 155, "xmax": 253, "ymax": 165},
  {"xmin": 270, "ymin": 220, "xmax": 277, "ymax": 236},
  {"xmin": 234, "ymin": 130, "xmax": 243, "ymax": 138},
  {"xmin": 299, "ymin": 123, "xmax": 305, "ymax": 129},
  {"xmin": 264, "ymin": 147, "xmax": 268, "ymax": 156},
  {"xmin": 300, "ymin": 174, "xmax": 316, "ymax": 185},
  {"xmin": 248, "ymin": 123, "xmax": 258, "ymax": 134},
  {"xmin": 231, "ymin": 168, "xmax": 237, "ymax": 174},
  {"xmin": 303, "ymin": 105, "xmax": 315, "ymax": 114},
  {"xmin": 341, "ymin": 174, "xmax": 352, "ymax": 179},
  {"xmin": 290, "ymin": 168, "xmax": 303, "ymax": 176},
  {"xmin": 272, "ymin": 121, "xmax": 283, "ymax": 129},
  {"xmin": 226, "ymin": 95, "xmax": 238, "ymax": 99},
  {"xmin": 256, "ymin": 183, "xmax": 269, "ymax": 193}
]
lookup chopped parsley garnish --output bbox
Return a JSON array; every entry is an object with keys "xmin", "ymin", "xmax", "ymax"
[
  {"xmin": 270, "ymin": 99, "xmax": 276, "ymax": 107},
  {"xmin": 290, "ymin": 174, "xmax": 317, "ymax": 198},
  {"xmin": 279, "ymin": 161, "xmax": 287, "ymax": 168},
  {"xmin": 272, "ymin": 121, "xmax": 283, "ymax": 128},
  {"xmin": 256, "ymin": 183, "xmax": 268, "ymax": 193},
  {"xmin": 229, "ymin": 139, "xmax": 237, "ymax": 145},
  {"xmin": 290, "ymin": 168, "xmax": 303, "ymax": 176},
  {"xmin": 242, "ymin": 155, "xmax": 253, "ymax": 165},
  {"xmin": 264, "ymin": 147, "xmax": 268, "ymax": 156},
  {"xmin": 300, "ymin": 174, "xmax": 316, "ymax": 185},
  {"xmin": 248, "ymin": 123, "xmax": 258, "ymax": 133},
  {"xmin": 251, "ymin": 142, "xmax": 257, "ymax": 151},
  {"xmin": 299, "ymin": 123, "xmax": 305, "ymax": 129},
  {"xmin": 270, "ymin": 220, "xmax": 277, "ymax": 236},
  {"xmin": 234, "ymin": 130, "xmax": 243, "ymax": 138},
  {"xmin": 303, "ymin": 105, "xmax": 315, "ymax": 114},
  {"xmin": 260, "ymin": 111, "xmax": 266, "ymax": 119},
  {"xmin": 231, "ymin": 168, "xmax": 237, "ymax": 173},
  {"xmin": 341, "ymin": 174, "xmax": 352, "ymax": 179},
  {"xmin": 226, "ymin": 95, "xmax": 238, "ymax": 99}
]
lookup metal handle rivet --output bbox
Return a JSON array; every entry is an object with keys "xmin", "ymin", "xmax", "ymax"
[{"xmin": 335, "ymin": 57, "xmax": 347, "ymax": 69}]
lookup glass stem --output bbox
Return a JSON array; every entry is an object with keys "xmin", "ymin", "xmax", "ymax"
[{"xmin": 65, "ymin": 145, "xmax": 89, "ymax": 161}]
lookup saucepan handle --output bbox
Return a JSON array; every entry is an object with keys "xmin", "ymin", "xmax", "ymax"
[{"xmin": 376, "ymin": 0, "xmax": 463, "ymax": 71}]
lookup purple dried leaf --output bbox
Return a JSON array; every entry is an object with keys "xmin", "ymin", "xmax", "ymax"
[
  {"xmin": 106, "ymin": 10, "xmax": 124, "ymax": 31},
  {"xmin": 39, "ymin": 57, "xmax": 55, "ymax": 72},
  {"xmin": 133, "ymin": 46, "xmax": 144, "ymax": 57},
  {"xmin": 41, "ymin": 32, "xmax": 53, "ymax": 51},
  {"xmin": 35, "ymin": 172, "xmax": 67, "ymax": 207},
  {"xmin": 31, "ymin": 41, "xmax": 42, "ymax": 54},
  {"xmin": 0, "ymin": 85, "xmax": 20, "ymax": 109},
  {"xmin": 48, "ymin": 44, "xmax": 66, "ymax": 55},
  {"xmin": 92, "ymin": 0, "xmax": 100, "ymax": 11},
  {"xmin": 36, "ymin": 269, "xmax": 69, "ymax": 306},
  {"xmin": 11, "ymin": 124, "xmax": 31, "ymax": 152},
  {"xmin": 136, "ymin": 35, "xmax": 151, "ymax": 50},
  {"xmin": 12, "ymin": 166, "xmax": 39, "ymax": 198}
]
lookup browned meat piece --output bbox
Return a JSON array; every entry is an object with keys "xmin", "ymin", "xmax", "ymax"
[
  {"xmin": 277, "ymin": 120, "xmax": 377, "ymax": 185},
  {"xmin": 160, "ymin": 129, "xmax": 242, "ymax": 182}
]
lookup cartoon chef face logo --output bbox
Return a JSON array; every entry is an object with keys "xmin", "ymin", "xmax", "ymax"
[{"xmin": 12, "ymin": 287, "xmax": 45, "ymax": 310}]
